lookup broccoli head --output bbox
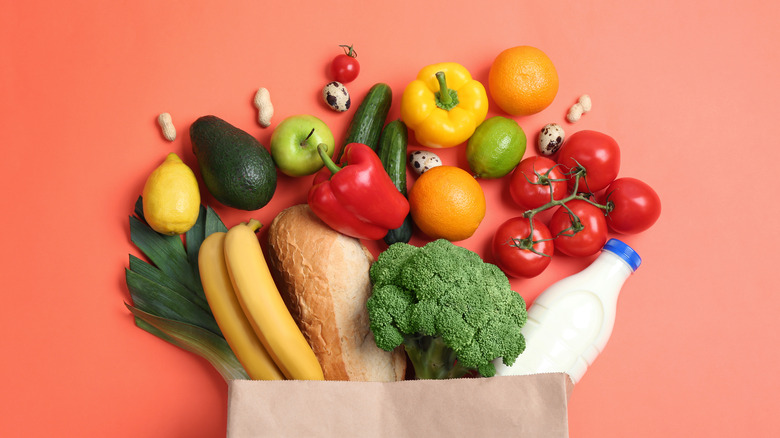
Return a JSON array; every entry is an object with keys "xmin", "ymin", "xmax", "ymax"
[{"xmin": 366, "ymin": 239, "xmax": 527, "ymax": 379}]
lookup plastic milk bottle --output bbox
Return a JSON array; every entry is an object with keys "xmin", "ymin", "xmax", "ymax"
[{"xmin": 494, "ymin": 238, "xmax": 641, "ymax": 384}]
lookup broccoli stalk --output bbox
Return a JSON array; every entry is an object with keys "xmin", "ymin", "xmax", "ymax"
[
  {"xmin": 403, "ymin": 335, "xmax": 471, "ymax": 379},
  {"xmin": 366, "ymin": 239, "xmax": 528, "ymax": 379}
]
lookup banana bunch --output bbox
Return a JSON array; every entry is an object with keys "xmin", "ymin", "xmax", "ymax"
[{"xmin": 199, "ymin": 219, "xmax": 324, "ymax": 380}]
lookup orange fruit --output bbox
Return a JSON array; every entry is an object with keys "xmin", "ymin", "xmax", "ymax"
[
  {"xmin": 488, "ymin": 46, "xmax": 559, "ymax": 116},
  {"xmin": 408, "ymin": 165, "xmax": 486, "ymax": 241}
]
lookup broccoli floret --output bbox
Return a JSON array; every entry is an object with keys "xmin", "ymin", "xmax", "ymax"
[
  {"xmin": 366, "ymin": 239, "xmax": 528, "ymax": 379},
  {"xmin": 369, "ymin": 241, "xmax": 419, "ymax": 286}
]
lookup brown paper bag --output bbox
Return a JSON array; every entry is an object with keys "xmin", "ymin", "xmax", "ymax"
[{"xmin": 226, "ymin": 373, "xmax": 574, "ymax": 438}]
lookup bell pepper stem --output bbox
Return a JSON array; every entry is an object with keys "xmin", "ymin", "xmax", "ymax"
[
  {"xmin": 317, "ymin": 143, "xmax": 341, "ymax": 174},
  {"xmin": 436, "ymin": 72, "xmax": 452, "ymax": 105},
  {"xmin": 435, "ymin": 71, "xmax": 459, "ymax": 110}
]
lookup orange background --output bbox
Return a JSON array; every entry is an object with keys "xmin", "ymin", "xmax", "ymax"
[{"xmin": 2, "ymin": 1, "xmax": 779, "ymax": 436}]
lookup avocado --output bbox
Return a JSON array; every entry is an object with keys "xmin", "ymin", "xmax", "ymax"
[{"xmin": 190, "ymin": 115, "xmax": 277, "ymax": 211}]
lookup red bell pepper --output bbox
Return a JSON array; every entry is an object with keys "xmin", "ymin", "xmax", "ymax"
[{"xmin": 308, "ymin": 142, "xmax": 410, "ymax": 240}]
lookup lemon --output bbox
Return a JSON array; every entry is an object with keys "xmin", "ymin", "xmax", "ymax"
[
  {"xmin": 466, "ymin": 116, "xmax": 527, "ymax": 179},
  {"xmin": 142, "ymin": 153, "xmax": 201, "ymax": 235}
]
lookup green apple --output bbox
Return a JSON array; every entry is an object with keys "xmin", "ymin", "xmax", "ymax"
[{"xmin": 270, "ymin": 115, "xmax": 335, "ymax": 177}]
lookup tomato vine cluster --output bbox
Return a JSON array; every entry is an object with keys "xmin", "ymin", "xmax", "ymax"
[{"xmin": 492, "ymin": 130, "xmax": 661, "ymax": 278}]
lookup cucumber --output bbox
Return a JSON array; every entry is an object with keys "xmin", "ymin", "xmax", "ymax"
[
  {"xmin": 385, "ymin": 215, "xmax": 413, "ymax": 246},
  {"xmin": 377, "ymin": 119, "xmax": 413, "ymax": 245},
  {"xmin": 336, "ymin": 83, "xmax": 392, "ymax": 162},
  {"xmin": 377, "ymin": 120, "xmax": 408, "ymax": 195}
]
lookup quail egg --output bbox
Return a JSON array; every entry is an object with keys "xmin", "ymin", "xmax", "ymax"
[
  {"xmin": 537, "ymin": 123, "xmax": 565, "ymax": 156},
  {"xmin": 322, "ymin": 81, "xmax": 351, "ymax": 112},
  {"xmin": 409, "ymin": 150, "xmax": 442, "ymax": 175}
]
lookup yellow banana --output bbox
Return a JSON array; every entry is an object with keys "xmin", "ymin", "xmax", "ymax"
[
  {"xmin": 198, "ymin": 232, "xmax": 284, "ymax": 381},
  {"xmin": 224, "ymin": 219, "xmax": 324, "ymax": 381}
]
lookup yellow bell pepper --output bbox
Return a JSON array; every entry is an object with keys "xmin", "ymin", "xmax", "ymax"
[{"xmin": 400, "ymin": 62, "xmax": 488, "ymax": 148}]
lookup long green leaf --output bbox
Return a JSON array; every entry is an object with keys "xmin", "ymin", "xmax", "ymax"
[
  {"xmin": 126, "ymin": 304, "xmax": 248, "ymax": 381},
  {"xmin": 134, "ymin": 195, "xmax": 145, "ymax": 221},
  {"xmin": 185, "ymin": 205, "xmax": 207, "ymax": 280},
  {"xmin": 126, "ymin": 197, "xmax": 245, "ymax": 379},
  {"xmin": 205, "ymin": 206, "xmax": 228, "ymax": 236},
  {"xmin": 132, "ymin": 195, "xmax": 211, "ymax": 304},
  {"xmin": 128, "ymin": 254, "xmax": 211, "ymax": 313},
  {"xmin": 125, "ymin": 268, "xmax": 221, "ymax": 335},
  {"xmin": 134, "ymin": 317, "xmax": 177, "ymax": 345},
  {"xmin": 129, "ymin": 215, "xmax": 205, "ymax": 297}
]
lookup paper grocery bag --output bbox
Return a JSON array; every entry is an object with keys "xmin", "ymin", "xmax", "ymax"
[{"xmin": 226, "ymin": 373, "xmax": 574, "ymax": 438}]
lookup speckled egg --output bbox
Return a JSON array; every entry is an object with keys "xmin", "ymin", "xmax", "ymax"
[
  {"xmin": 409, "ymin": 150, "xmax": 442, "ymax": 175},
  {"xmin": 322, "ymin": 81, "xmax": 351, "ymax": 112},
  {"xmin": 537, "ymin": 123, "xmax": 565, "ymax": 156}
]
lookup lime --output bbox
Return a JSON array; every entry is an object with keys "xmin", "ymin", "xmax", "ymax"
[
  {"xmin": 466, "ymin": 116, "xmax": 527, "ymax": 179},
  {"xmin": 142, "ymin": 153, "xmax": 201, "ymax": 235}
]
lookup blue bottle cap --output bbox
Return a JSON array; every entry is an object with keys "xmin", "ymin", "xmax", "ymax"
[{"xmin": 602, "ymin": 238, "xmax": 642, "ymax": 271}]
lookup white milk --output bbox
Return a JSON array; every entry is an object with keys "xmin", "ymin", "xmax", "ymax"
[{"xmin": 494, "ymin": 238, "xmax": 641, "ymax": 384}]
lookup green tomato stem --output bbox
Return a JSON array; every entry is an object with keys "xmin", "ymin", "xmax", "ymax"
[
  {"xmin": 507, "ymin": 232, "xmax": 553, "ymax": 258},
  {"xmin": 521, "ymin": 166, "xmax": 612, "ymax": 244},
  {"xmin": 339, "ymin": 44, "xmax": 357, "ymax": 58}
]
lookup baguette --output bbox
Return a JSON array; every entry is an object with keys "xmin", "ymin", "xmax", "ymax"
[{"xmin": 266, "ymin": 204, "xmax": 406, "ymax": 381}]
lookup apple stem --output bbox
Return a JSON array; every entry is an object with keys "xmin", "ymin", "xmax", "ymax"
[
  {"xmin": 301, "ymin": 128, "xmax": 315, "ymax": 147},
  {"xmin": 317, "ymin": 143, "xmax": 340, "ymax": 175}
]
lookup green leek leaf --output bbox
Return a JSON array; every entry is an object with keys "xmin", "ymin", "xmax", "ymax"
[
  {"xmin": 126, "ymin": 304, "xmax": 248, "ymax": 381},
  {"xmin": 133, "ymin": 195, "xmax": 145, "ymax": 221},
  {"xmin": 129, "ymin": 215, "xmax": 205, "ymax": 298},
  {"xmin": 128, "ymin": 254, "xmax": 211, "ymax": 313},
  {"xmin": 125, "ymin": 268, "xmax": 221, "ymax": 335},
  {"xmin": 205, "ymin": 206, "xmax": 228, "ymax": 236},
  {"xmin": 185, "ymin": 205, "xmax": 208, "ymax": 279},
  {"xmin": 125, "ymin": 197, "xmax": 248, "ymax": 380}
]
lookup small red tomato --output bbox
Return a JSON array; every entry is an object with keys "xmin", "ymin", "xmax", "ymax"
[
  {"xmin": 509, "ymin": 156, "xmax": 568, "ymax": 211},
  {"xmin": 549, "ymin": 199, "xmax": 608, "ymax": 257},
  {"xmin": 557, "ymin": 130, "xmax": 620, "ymax": 193},
  {"xmin": 600, "ymin": 177, "xmax": 661, "ymax": 234},
  {"xmin": 492, "ymin": 217, "xmax": 554, "ymax": 278},
  {"xmin": 330, "ymin": 44, "xmax": 360, "ymax": 83}
]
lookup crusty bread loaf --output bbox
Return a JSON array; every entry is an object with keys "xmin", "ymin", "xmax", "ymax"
[{"xmin": 266, "ymin": 204, "xmax": 406, "ymax": 381}]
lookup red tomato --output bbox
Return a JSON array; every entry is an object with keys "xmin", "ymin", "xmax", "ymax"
[
  {"xmin": 330, "ymin": 45, "xmax": 360, "ymax": 83},
  {"xmin": 492, "ymin": 217, "xmax": 554, "ymax": 278},
  {"xmin": 599, "ymin": 177, "xmax": 661, "ymax": 234},
  {"xmin": 557, "ymin": 130, "xmax": 620, "ymax": 193},
  {"xmin": 549, "ymin": 200, "xmax": 608, "ymax": 257},
  {"xmin": 509, "ymin": 156, "xmax": 568, "ymax": 211}
]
